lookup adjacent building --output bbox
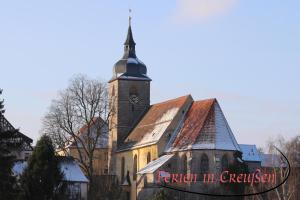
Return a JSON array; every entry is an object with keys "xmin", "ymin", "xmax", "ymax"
[
  {"xmin": 239, "ymin": 144, "xmax": 262, "ymax": 172},
  {"xmin": 0, "ymin": 113, "xmax": 33, "ymax": 160},
  {"xmin": 13, "ymin": 156, "xmax": 89, "ymax": 200},
  {"xmin": 58, "ymin": 117, "xmax": 110, "ymax": 175}
]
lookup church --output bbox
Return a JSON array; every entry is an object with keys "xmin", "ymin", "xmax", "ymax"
[
  {"xmin": 62, "ymin": 19, "xmax": 266, "ymax": 200},
  {"xmin": 105, "ymin": 20, "xmax": 249, "ymax": 200}
]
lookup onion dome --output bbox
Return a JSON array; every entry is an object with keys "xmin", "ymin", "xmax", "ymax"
[{"xmin": 110, "ymin": 18, "xmax": 151, "ymax": 82}]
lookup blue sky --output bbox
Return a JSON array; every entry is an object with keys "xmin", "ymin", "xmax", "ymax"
[{"xmin": 1, "ymin": 0, "xmax": 299, "ymax": 148}]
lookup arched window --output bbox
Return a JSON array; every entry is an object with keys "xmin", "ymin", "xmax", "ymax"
[
  {"xmin": 182, "ymin": 154, "xmax": 187, "ymax": 173},
  {"xmin": 121, "ymin": 157, "xmax": 125, "ymax": 182},
  {"xmin": 200, "ymin": 154, "xmax": 209, "ymax": 173},
  {"xmin": 133, "ymin": 155, "xmax": 138, "ymax": 181},
  {"xmin": 146, "ymin": 152, "xmax": 151, "ymax": 164},
  {"xmin": 221, "ymin": 155, "xmax": 229, "ymax": 171}
]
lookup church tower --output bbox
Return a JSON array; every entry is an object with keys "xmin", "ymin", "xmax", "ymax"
[{"xmin": 108, "ymin": 19, "xmax": 151, "ymax": 150}]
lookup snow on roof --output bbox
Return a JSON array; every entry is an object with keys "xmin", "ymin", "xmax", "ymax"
[
  {"xmin": 12, "ymin": 157, "xmax": 88, "ymax": 183},
  {"xmin": 59, "ymin": 158, "xmax": 88, "ymax": 182},
  {"xmin": 170, "ymin": 99, "xmax": 240, "ymax": 152},
  {"xmin": 261, "ymin": 154, "xmax": 285, "ymax": 168},
  {"xmin": 135, "ymin": 107, "xmax": 178, "ymax": 144},
  {"xmin": 164, "ymin": 108, "xmax": 188, "ymax": 152},
  {"xmin": 138, "ymin": 154, "xmax": 174, "ymax": 174},
  {"xmin": 239, "ymin": 144, "xmax": 262, "ymax": 162},
  {"xmin": 120, "ymin": 95, "xmax": 192, "ymax": 150},
  {"xmin": 213, "ymin": 102, "xmax": 241, "ymax": 151}
]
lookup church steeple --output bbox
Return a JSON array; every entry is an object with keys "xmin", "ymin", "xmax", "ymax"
[
  {"xmin": 123, "ymin": 17, "xmax": 136, "ymax": 58},
  {"xmin": 108, "ymin": 16, "xmax": 151, "ymax": 152},
  {"xmin": 109, "ymin": 17, "xmax": 151, "ymax": 82}
]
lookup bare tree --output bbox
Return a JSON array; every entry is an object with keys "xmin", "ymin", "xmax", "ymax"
[
  {"xmin": 265, "ymin": 135, "xmax": 300, "ymax": 200},
  {"xmin": 42, "ymin": 74, "xmax": 114, "ymax": 198}
]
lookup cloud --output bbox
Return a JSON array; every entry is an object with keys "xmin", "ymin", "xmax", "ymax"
[{"xmin": 172, "ymin": 0, "xmax": 237, "ymax": 24}]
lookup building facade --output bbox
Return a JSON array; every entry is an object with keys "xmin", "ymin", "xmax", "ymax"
[{"xmin": 58, "ymin": 117, "xmax": 110, "ymax": 176}]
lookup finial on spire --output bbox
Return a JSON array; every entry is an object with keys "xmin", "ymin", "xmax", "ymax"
[{"xmin": 129, "ymin": 9, "xmax": 132, "ymax": 26}]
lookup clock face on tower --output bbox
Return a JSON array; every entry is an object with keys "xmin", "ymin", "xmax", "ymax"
[{"xmin": 129, "ymin": 94, "xmax": 139, "ymax": 104}]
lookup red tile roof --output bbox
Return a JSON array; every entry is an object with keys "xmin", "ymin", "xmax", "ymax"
[{"xmin": 172, "ymin": 99, "xmax": 216, "ymax": 149}]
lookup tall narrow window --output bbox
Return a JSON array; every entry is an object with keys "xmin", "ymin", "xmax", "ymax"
[
  {"xmin": 146, "ymin": 152, "xmax": 151, "ymax": 164},
  {"xmin": 200, "ymin": 154, "xmax": 209, "ymax": 173},
  {"xmin": 182, "ymin": 154, "xmax": 187, "ymax": 173},
  {"xmin": 121, "ymin": 157, "xmax": 125, "ymax": 182},
  {"xmin": 221, "ymin": 155, "xmax": 229, "ymax": 171},
  {"xmin": 133, "ymin": 155, "xmax": 138, "ymax": 181}
]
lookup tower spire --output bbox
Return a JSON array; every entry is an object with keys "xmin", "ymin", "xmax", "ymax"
[{"xmin": 124, "ymin": 9, "xmax": 136, "ymax": 57}]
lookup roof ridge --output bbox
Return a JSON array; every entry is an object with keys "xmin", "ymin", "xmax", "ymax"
[
  {"xmin": 194, "ymin": 98, "xmax": 217, "ymax": 103},
  {"xmin": 150, "ymin": 95, "xmax": 216, "ymax": 107},
  {"xmin": 151, "ymin": 94, "xmax": 191, "ymax": 106}
]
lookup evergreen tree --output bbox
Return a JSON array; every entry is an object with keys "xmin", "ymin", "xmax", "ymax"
[
  {"xmin": 0, "ymin": 89, "xmax": 4, "ymax": 115},
  {"xmin": 20, "ymin": 135, "xmax": 65, "ymax": 200},
  {"xmin": 0, "ymin": 89, "xmax": 19, "ymax": 199}
]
